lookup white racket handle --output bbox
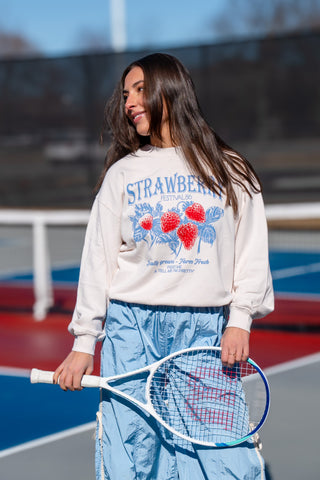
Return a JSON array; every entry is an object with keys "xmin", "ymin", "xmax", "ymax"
[
  {"xmin": 30, "ymin": 368, "xmax": 101, "ymax": 388},
  {"xmin": 30, "ymin": 368, "xmax": 54, "ymax": 384}
]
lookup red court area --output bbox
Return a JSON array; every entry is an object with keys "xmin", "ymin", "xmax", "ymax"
[{"xmin": 0, "ymin": 284, "xmax": 319, "ymax": 372}]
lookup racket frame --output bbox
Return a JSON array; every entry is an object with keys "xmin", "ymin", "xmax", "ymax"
[{"xmin": 30, "ymin": 346, "xmax": 270, "ymax": 447}]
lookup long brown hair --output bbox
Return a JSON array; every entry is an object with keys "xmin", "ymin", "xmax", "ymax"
[{"xmin": 98, "ymin": 53, "xmax": 261, "ymax": 215}]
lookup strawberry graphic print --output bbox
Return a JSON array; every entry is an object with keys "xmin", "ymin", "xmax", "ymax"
[
  {"xmin": 139, "ymin": 213, "xmax": 153, "ymax": 230},
  {"xmin": 129, "ymin": 201, "xmax": 224, "ymax": 257},
  {"xmin": 161, "ymin": 211, "xmax": 181, "ymax": 233},
  {"xmin": 177, "ymin": 223, "xmax": 198, "ymax": 250},
  {"xmin": 185, "ymin": 203, "xmax": 206, "ymax": 223}
]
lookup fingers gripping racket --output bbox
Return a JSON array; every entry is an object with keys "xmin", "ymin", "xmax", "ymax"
[{"xmin": 31, "ymin": 346, "xmax": 270, "ymax": 447}]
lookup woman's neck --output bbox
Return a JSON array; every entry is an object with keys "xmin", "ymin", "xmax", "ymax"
[{"xmin": 150, "ymin": 121, "xmax": 175, "ymax": 148}]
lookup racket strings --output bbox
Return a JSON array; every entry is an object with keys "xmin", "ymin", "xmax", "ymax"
[{"xmin": 149, "ymin": 349, "xmax": 265, "ymax": 445}]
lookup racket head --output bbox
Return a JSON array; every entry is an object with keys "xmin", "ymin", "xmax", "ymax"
[{"xmin": 146, "ymin": 346, "xmax": 270, "ymax": 447}]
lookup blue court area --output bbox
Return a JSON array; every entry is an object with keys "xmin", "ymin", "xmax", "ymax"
[
  {"xmin": 0, "ymin": 373, "xmax": 99, "ymax": 451},
  {"xmin": 1, "ymin": 248, "xmax": 320, "ymax": 296},
  {"xmin": 269, "ymin": 250, "xmax": 320, "ymax": 296},
  {"xmin": 0, "ymin": 265, "xmax": 80, "ymax": 284}
]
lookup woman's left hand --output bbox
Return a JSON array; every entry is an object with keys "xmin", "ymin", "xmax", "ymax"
[{"xmin": 220, "ymin": 327, "xmax": 250, "ymax": 367}]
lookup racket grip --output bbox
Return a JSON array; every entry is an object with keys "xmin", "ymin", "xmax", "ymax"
[
  {"xmin": 30, "ymin": 368, "xmax": 54, "ymax": 384},
  {"xmin": 30, "ymin": 369, "xmax": 101, "ymax": 388}
]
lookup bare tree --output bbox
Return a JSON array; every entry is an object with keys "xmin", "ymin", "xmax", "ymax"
[
  {"xmin": 0, "ymin": 30, "xmax": 41, "ymax": 58},
  {"xmin": 210, "ymin": 0, "xmax": 320, "ymax": 39}
]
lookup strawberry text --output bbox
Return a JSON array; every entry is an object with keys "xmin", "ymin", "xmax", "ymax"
[{"xmin": 127, "ymin": 174, "xmax": 222, "ymax": 205}]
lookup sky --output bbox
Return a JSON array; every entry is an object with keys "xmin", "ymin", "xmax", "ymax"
[{"xmin": 0, "ymin": 0, "xmax": 227, "ymax": 57}]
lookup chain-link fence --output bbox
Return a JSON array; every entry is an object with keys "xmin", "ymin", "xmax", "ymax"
[{"xmin": 1, "ymin": 30, "xmax": 319, "ymax": 207}]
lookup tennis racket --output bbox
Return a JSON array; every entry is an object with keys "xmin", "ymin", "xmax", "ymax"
[{"xmin": 30, "ymin": 346, "xmax": 270, "ymax": 447}]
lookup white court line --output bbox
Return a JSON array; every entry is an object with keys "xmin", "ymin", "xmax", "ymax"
[
  {"xmin": 0, "ymin": 366, "xmax": 30, "ymax": 377},
  {"xmin": 0, "ymin": 422, "xmax": 96, "ymax": 459},
  {"xmin": 0, "ymin": 262, "xmax": 80, "ymax": 281},
  {"xmin": 276, "ymin": 292, "xmax": 320, "ymax": 301},
  {"xmin": 1, "ymin": 352, "xmax": 320, "ymax": 458},
  {"xmin": 272, "ymin": 262, "xmax": 320, "ymax": 280},
  {"xmin": 264, "ymin": 351, "xmax": 320, "ymax": 376}
]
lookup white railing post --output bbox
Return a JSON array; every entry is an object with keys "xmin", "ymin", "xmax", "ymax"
[
  {"xmin": 0, "ymin": 208, "xmax": 91, "ymax": 321},
  {"xmin": 32, "ymin": 217, "xmax": 54, "ymax": 321}
]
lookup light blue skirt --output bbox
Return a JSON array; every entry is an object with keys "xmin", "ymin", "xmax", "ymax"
[{"xmin": 95, "ymin": 300, "xmax": 265, "ymax": 480}]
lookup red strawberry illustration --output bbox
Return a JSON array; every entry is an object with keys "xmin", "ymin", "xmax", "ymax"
[
  {"xmin": 161, "ymin": 211, "xmax": 181, "ymax": 233},
  {"xmin": 139, "ymin": 213, "xmax": 153, "ymax": 230},
  {"xmin": 177, "ymin": 223, "xmax": 198, "ymax": 250},
  {"xmin": 185, "ymin": 203, "xmax": 206, "ymax": 223}
]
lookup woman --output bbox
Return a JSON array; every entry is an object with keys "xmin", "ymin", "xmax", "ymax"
[{"xmin": 54, "ymin": 53, "xmax": 274, "ymax": 479}]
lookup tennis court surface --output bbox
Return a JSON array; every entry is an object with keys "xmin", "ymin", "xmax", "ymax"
[{"xmin": 0, "ymin": 210, "xmax": 320, "ymax": 479}]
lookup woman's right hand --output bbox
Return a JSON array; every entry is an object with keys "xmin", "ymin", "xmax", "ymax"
[{"xmin": 53, "ymin": 351, "xmax": 94, "ymax": 391}]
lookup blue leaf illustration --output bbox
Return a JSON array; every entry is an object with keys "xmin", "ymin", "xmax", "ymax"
[
  {"xmin": 135, "ymin": 203, "xmax": 153, "ymax": 217},
  {"xmin": 133, "ymin": 225, "xmax": 149, "ymax": 242},
  {"xmin": 168, "ymin": 239, "xmax": 180, "ymax": 255},
  {"xmin": 199, "ymin": 225, "xmax": 216, "ymax": 245},
  {"xmin": 153, "ymin": 202, "xmax": 164, "ymax": 216},
  {"xmin": 152, "ymin": 217, "xmax": 163, "ymax": 236},
  {"xmin": 206, "ymin": 206, "xmax": 224, "ymax": 224}
]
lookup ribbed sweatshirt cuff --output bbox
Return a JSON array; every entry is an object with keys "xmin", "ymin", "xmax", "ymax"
[
  {"xmin": 72, "ymin": 335, "xmax": 97, "ymax": 356},
  {"xmin": 227, "ymin": 307, "xmax": 252, "ymax": 332}
]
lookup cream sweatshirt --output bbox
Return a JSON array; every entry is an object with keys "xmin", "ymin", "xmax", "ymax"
[{"xmin": 69, "ymin": 145, "xmax": 274, "ymax": 355}]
